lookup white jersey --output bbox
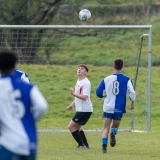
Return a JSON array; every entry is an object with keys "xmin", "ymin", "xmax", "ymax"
[
  {"xmin": 0, "ymin": 74, "xmax": 48, "ymax": 155},
  {"xmin": 75, "ymin": 77, "xmax": 93, "ymax": 112}
]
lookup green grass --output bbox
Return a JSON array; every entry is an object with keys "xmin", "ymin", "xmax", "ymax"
[
  {"xmin": 37, "ymin": 132, "xmax": 160, "ymax": 160},
  {"xmin": 46, "ymin": 28, "xmax": 151, "ymax": 66},
  {"xmin": 37, "ymin": 21, "xmax": 160, "ymax": 66},
  {"xmin": 17, "ymin": 64, "xmax": 160, "ymax": 159}
]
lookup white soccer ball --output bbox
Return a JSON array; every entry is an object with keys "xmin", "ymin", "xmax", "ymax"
[{"xmin": 79, "ymin": 9, "xmax": 91, "ymax": 21}]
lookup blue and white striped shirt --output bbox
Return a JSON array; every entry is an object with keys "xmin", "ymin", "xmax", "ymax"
[
  {"xmin": 0, "ymin": 74, "xmax": 48, "ymax": 155},
  {"xmin": 96, "ymin": 73, "xmax": 136, "ymax": 114}
]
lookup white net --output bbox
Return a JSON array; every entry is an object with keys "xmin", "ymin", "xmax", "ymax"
[{"xmin": 0, "ymin": 26, "xmax": 150, "ymax": 130}]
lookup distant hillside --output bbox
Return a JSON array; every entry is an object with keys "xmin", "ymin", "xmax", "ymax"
[{"xmin": 55, "ymin": 2, "xmax": 160, "ymax": 25}]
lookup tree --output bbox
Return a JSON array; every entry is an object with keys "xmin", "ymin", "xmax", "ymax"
[
  {"xmin": 0, "ymin": 0, "xmax": 64, "ymax": 63},
  {"xmin": 0, "ymin": 0, "xmax": 63, "ymax": 25}
]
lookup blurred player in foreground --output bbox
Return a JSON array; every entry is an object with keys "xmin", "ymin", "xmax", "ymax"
[
  {"xmin": 96, "ymin": 58, "xmax": 136, "ymax": 153},
  {"xmin": 0, "ymin": 50, "xmax": 48, "ymax": 160},
  {"xmin": 67, "ymin": 64, "xmax": 93, "ymax": 148}
]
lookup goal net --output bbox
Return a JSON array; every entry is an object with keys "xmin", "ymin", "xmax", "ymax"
[{"xmin": 0, "ymin": 25, "xmax": 152, "ymax": 157}]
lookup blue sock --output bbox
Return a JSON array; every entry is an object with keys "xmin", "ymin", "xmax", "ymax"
[
  {"xmin": 111, "ymin": 128, "xmax": 118, "ymax": 135},
  {"xmin": 102, "ymin": 138, "xmax": 108, "ymax": 146}
]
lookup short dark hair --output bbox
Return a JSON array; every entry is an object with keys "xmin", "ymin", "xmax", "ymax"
[
  {"xmin": 78, "ymin": 64, "xmax": 89, "ymax": 72},
  {"xmin": 114, "ymin": 58, "xmax": 123, "ymax": 70},
  {"xmin": 0, "ymin": 50, "xmax": 18, "ymax": 72}
]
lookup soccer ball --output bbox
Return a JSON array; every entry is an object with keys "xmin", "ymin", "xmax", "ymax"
[{"xmin": 79, "ymin": 9, "xmax": 91, "ymax": 21}]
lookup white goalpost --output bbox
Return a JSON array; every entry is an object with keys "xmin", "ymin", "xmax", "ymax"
[{"xmin": 0, "ymin": 25, "xmax": 152, "ymax": 132}]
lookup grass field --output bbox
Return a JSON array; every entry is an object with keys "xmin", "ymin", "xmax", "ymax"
[
  {"xmin": 37, "ymin": 131, "xmax": 159, "ymax": 160},
  {"xmin": 17, "ymin": 64, "xmax": 160, "ymax": 160}
]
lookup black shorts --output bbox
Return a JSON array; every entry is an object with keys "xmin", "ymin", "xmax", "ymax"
[{"xmin": 72, "ymin": 112, "xmax": 92, "ymax": 125}]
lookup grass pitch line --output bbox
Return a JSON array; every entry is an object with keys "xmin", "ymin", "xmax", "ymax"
[{"xmin": 38, "ymin": 129, "xmax": 146, "ymax": 132}]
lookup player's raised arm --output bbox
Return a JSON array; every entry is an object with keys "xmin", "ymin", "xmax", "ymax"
[{"xmin": 69, "ymin": 87, "xmax": 88, "ymax": 100}]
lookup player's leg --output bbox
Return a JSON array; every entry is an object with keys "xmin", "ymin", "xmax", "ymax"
[
  {"xmin": 79, "ymin": 112, "xmax": 92, "ymax": 148},
  {"xmin": 68, "ymin": 120, "xmax": 85, "ymax": 148},
  {"xmin": 102, "ymin": 112, "xmax": 112, "ymax": 153},
  {"xmin": 79, "ymin": 130, "xmax": 90, "ymax": 148},
  {"xmin": 110, "ymin": 114, "xmax": 123, "ymax": 147}
]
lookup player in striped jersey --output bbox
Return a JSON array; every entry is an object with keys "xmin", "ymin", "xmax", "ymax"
[
  {"xmin": 0, "ymin": 64, "xmax": 30, "ymax": 138},
  {"xmin": 96, "ymin": 58, "xmax": 136, "ymax": 153},
  {"xmin": 0, "ymin": 50, "xmax": 48, "ymax": 160}
]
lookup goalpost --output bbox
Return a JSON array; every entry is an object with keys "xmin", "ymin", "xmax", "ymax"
[{"xmin": 0, "ymin": 25, "xmax": 152, "ymax": 133}]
